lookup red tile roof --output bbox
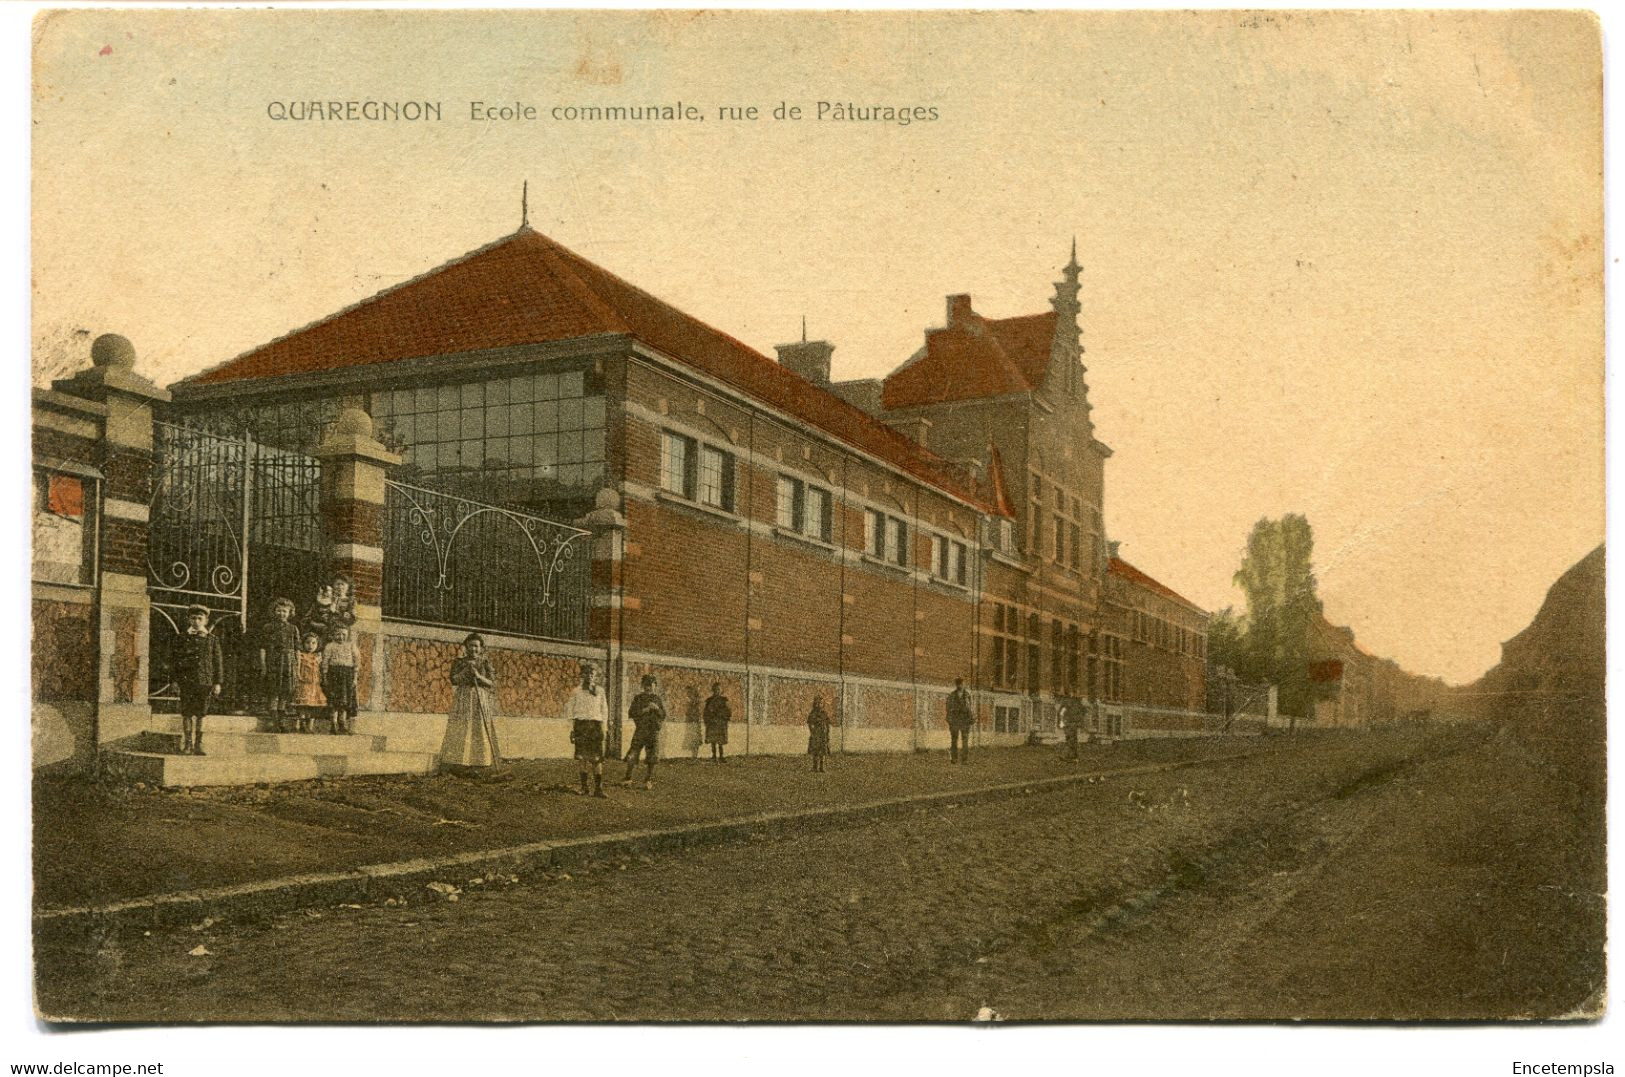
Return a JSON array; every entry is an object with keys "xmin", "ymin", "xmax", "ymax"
[
  {"xmin": 1108, "ymin": 557, "xmax": 1207, "ymax": 615},
  {"xmin": 880, "ymin": 300, "xmax": 1058, "ymax": 410},
  {"xmin": 176, "ymin": 228, "xmax": 1005, "ymax": 514}
]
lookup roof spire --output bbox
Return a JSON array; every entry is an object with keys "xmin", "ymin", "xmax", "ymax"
[
  {"xmin": 801, "ymin": 315, "xmax": 807, "ymax": 342},
  {"xmin": 521, "ymin": 181, "xmax": 529, "ymax": 230}
]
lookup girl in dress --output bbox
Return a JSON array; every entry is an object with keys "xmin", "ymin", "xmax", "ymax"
[
  {"xmin": 292, "ymin": 631, "xmax": 325, "ymax": 733},
  {"xmin": 442, "ymin": 633, "xmax": 500, "ymax": 770},
  {"xmin": 807, "ymin": 694, "xmax": 832, "ymax": 772},
  {"xmin": 257, "ymin": 597, "xmax": 301, "ymax": 733}
]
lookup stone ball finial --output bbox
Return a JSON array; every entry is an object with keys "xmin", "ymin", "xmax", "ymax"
[
  {"xmin": 90, "ymin": 333, "xmax": 136, "ymax": 368},
  {"xmin": 331, "ymin": 407, "xmax": 374, "ymax": 439}
]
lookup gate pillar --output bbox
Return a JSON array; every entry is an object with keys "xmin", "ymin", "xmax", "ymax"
[
  {"xmin": 53, "ymin": 335, "xmax": 170, "ymax": 750},
  {"xmin": 315, "ymin": 409, "xmax": 400, "ymax": 715},
  {"xmin": 313, "ymin": 412, "xmax": 399, "ymax": 714}
]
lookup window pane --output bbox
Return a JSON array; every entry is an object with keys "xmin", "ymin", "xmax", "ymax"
[
  {"xmin": 460, "ymin": 382, "xmax": 483, "ymax": 408},
  {"xmin": 394, "ymin": 414, "xmax": 415, "ymax": 444},
  {"xmin": 462, "ymin": 409, "xmax": 484, "ymax": 440},
  {"xmin": 486, "ymin": 406, "xmax": 509, "ymax": 438},
  {"xmin": 534, "ymin": 400, "xmax": 559, "ymax": 432},
  {"xmin": 581, "ymin": 429, "xmax": 604, "ymax": 463},
  {"xmin": 415, "ymin": 443, "xmax": 436, "ymax": 471},
  {"xmin": 558, "ymin": 429, "xmax": 583, "ymax": 463},
  {"xmin": 416, "ymin": 386, "xmax": 439, "ymax": 413},
  {"xmin": 437, "ymin": 384, "xmax": 461, "ymax": 412},
  {"xmin": 776, "ymin": 476, "xmax": 797, "ymax": 529},
  {"xmin": 437, "ymin": 411, "xmax": 460, "ymax": 442},
  {"xmin": 581, "ymin": 397, "xmax": 606, "ymax": 429},
  {"xmin": 535, "ymin": 435, "xmax": 558, "ymax": 468},
  {"xmin": 509, "ymin": 437, "xmax": 533, "ymax": 466},
  {"xmin": 510, "ymin": 402, "xmax": 534, "ymax": 436},
  {"xmin": 558, "ymin": 370, "xmax": 584, "ymax": 398},
  {"xmin": 582, "ymin": 460, "xmax": 605, "ymax": 486},
  {"xmin": 558, "ymin": 398, "xmax": 584, "ymax": 430},
  {"xmin": 557, "ymin": 462, "xmax": 584, "ymax": 487},
  {"xmin": 536, "ymin": 373, "xmax": 559, "ymax": 400},
  {"xmin": 392, "ymin": 388, "xmax": 413, "ymax": 414},
  {"xmin": 487, "ymin": 378, "xmax": 510, "ymax": 406}
]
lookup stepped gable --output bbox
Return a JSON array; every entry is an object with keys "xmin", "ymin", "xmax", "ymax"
[
  {"xmin": 177, "ymin": 227, "xmax": 1001, "ymax": 514},
  {"xmin": 880, "ymin": 297, "xmax": 1059, "ymax": 410},
  {"xmin": 1108, "ymin": 557, "xmax": 1206, "ymax": 614}
]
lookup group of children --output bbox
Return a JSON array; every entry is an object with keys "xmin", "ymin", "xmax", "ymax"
[
  {"xmin": 173, "ymin": 574, "xmax": 362, "ymax": 755},
  {"xmin": 270, "ymin": 576, "xmax": 360, "ymax": 734}
]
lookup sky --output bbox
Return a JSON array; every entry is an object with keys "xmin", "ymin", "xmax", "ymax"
[{"xmin": 30, "ymin": 9, "xmax": 1603, "ymax": 685}]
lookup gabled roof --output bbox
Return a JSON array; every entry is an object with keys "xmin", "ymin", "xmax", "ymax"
[
  {"xmin": 1108, "ymin": 557, "xmax": 1207, "ymax": 616},
  {"xmin": 175, "ymin": 227, "xmax": 1004, "ymax": 514},
  {"xmin": 880, "ymin": 299, "xmax": 1058, "ymax": 410}
]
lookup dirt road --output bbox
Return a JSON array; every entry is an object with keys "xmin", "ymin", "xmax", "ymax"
[{"xmin": 36, "ymin": 724, "xmax": 1601, "ymax": 1022}]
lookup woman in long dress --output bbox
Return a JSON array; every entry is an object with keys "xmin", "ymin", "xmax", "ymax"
[{"xmin": 441, "ymin": 633, "xmax": 500, "ymax": 769}]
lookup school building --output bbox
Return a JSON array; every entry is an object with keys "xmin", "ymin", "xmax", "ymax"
[{"xmin": 33, "ymin": 223, "xmax": 1225, "ymax": 782}]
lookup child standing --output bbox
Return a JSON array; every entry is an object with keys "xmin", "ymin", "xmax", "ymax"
[
  {"xmin": 807, "ymin": 694, "xmax": 832, "ymax": 772},
  {"xmin": 257, "ymin": 597, "xmax": 301, "ymax": 733},
  {"xmin": 442, "ymin": 633, "xmax": 500, "ymax": 769},
  {"xmin": 292, "ymin": 632, "xmax": 325, "ymax": 733},
  {"xmin": 174, "ymin": 605, "xmax": 223, "ymax": 755},
  {"xmin": 322, "ymin": 624, "xmax": 359, "ymax": 735}
]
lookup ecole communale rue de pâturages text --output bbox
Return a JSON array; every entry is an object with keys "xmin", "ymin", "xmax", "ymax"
[{"xmin": 264, "ymin": 99, "xmax": 941, "ymax": 126}]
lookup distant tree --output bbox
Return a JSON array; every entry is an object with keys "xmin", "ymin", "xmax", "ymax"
[
  {"xmin": 1231, "ymin": 514, "xmax": 1322, "ymax": 717},
  {"xmin": 1206, "ymin": 606, "xmax": 1248, "ymax": 674}
]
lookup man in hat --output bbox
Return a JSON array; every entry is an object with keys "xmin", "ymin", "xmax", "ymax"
[{"xmin": 946, "ymin": 676, "xmax": 974, "ymax": 764}]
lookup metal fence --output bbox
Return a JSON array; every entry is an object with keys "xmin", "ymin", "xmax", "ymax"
[{"xmin": 382, "ymin": 480, "xmax": 593, "ymax": 642}]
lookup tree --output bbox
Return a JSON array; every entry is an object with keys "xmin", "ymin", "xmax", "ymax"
[{"xmin": 1231, "ymin": 514, "xmax": 1322, "ymax": 717}]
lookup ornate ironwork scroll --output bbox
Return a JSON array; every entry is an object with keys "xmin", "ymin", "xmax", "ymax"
[{"xmin": 382, "ymin": 480, "xmax": 592, "ymax": 641}]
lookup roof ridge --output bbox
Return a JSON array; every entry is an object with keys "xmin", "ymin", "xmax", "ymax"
[
  {"xmin": 532, "ymin": 238, "xmax": 633, "ymax": 335},
  {"xmin": 175, "ymin": 228, "xmax": 539, "ymax": 387}
]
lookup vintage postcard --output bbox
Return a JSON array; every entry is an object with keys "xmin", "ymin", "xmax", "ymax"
[{"xmin": 25, "ymin": 6, "xmax": 1605, "ymax": 1038}]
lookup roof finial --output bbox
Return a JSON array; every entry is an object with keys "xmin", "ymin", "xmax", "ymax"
[
  {"xmin": 1070, "ymin": 235, "xmax": 1078, "ymax": 264},
  {"xmin": 521, "ymin": 180, "xmax": 529, "ymax": 230},
  {"xmin": 801, "ymin": 315, "xmax": 807, "ymax": 343}
]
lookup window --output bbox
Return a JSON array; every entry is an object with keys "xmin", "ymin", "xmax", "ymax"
[
  {"xmin": 777, "ymin": 475, "xmax": 832, "ymax": 542},
  {"xmin": 1051, "ymin": 619, "xmax": 1065, "ymax": 693},
  {"xmin": 697, "ymin": 445, "xmax": 732, "ymax": 509},
  {"xmin": 1026, "ymin": 613, "xmax": 1041, "ymax": 696},
  {"xmin": 930, "ymin": 534, "xmax": 966, "ymax": 584},
  {"xmin": 992, "ymin": 603, "xmax": 1022, "ymax": 688},
  {"xmin": 865, "ymin": 509, "xmax": 908, "ymax": 566},
  {"xmin": 33, "ymin": 469, "xmax": 97, "ymax": 586},
  {"xmin": 1055, "ymin": 517, "xmax": 1066, "ymax": 564},
  {"xmin": 887, "ymin": 517, "xmax": 908, "ymax": 566},
  {"xmin": 804, "ymin": 486, "xmax": 831, "ymax": 542},
  {"xmin": 1067, "ymin": 625, "xmax": 1081, "ymax": 695},
  {"xmin": 660, "ymin": 430, "xmax": 735, "ymax": 512},
  {"xmin": 1069, "ymin": 524, "xmax": 1081, "ymax": 570},
  {"xmin": 932, "ymin": 534, "xmax": 949, "ymax": 578},
  {"xmin": 994, "ymin": 705, "xmax": 1022, "ymax": 735},
  {"xmin": 952, "ymin": 540, "xmax": 967, "ymax": 585},
  {"xmin": 661, "ymin": 431, "xmax": 692, "ymax": 497}
]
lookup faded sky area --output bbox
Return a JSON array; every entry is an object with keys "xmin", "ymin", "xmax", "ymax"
[{"xmin": 31, "ymin": 10, "xmax": 1603, "ymax": 684}]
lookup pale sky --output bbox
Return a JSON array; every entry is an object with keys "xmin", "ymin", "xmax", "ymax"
[{"xmin": 31, "ymin": 9, "xmax": 1603, "ymax": 684}]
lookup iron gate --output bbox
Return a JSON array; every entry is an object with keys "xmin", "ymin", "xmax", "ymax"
[{"xmin": 147, "ymin": 422, "xmax": 324, "ymax": 709}]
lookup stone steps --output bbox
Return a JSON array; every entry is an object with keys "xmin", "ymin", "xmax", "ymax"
[
  {"xmin": 101, "ymin": 747, "xmax": 441, "ymax": 787},
  {"xmin": 102, "ymin": 715, "xmax": 443, "ymax": 788},
  {"xmin": 133, "ymin": 730, "xmax": 389, "ymax": 757}
]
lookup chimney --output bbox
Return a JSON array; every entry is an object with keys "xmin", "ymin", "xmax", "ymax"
[
  {"xmin": 946, "ymin": 294, "xmax": 974, "ymax": 326},
  {"xmin": 775, "ymin": 333, "xmax": 835, "ymax": 387},
  {"xmin": 886, "ymin": 415, "xmax": 932, "ymax": 448}
]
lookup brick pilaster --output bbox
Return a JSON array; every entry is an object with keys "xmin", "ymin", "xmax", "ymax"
[
  {"xmin": 315, "ymin": 409, "xmax": 401, "ymax": 716},
  {"xmin": 49, "ymin": 334, "xmax": 171, "ymax": 748}
]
